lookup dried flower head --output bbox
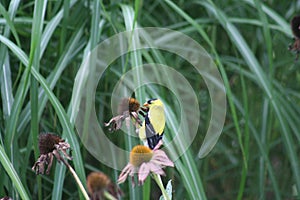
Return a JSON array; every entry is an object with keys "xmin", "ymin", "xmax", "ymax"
[
  {"xmin": 0, "ymin": 197, "xmax": 12, "ymax": 200},
  {"xmin": 105, "ymin": 97, "xmax": 143, "ymax": 132},
  {"xmin": 291, "ymin": 15, "xmax": 300, "ymax": 39},
  {"xmin": 289, "ymin": 15, "xmax": 300, "ymax": 60},
  {"xmin": 32, "ymin": 133, "xmax": 72, "ymax": 175},
  {"xmin": 117, "ymin": 140, "xmax": 174, "ymax": 186},
  {"xmin": 118, "ymin": 97, "xmax": 140, "ymax": 114},
  {"xmin": 38, "ymin": 133, "xmax": 63, "ymax": 154},
  {"xmin": 87, "ymin": 172, "xmax": 122, "ymax": 200}
]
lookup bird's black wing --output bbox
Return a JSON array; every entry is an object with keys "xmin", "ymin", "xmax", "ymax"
[{"xmin": 145, "ymin": 114, "xmax": 163, "ymax": 149}]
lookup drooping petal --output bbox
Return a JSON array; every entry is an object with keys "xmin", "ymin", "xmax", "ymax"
[
  {"xmin": 151, "ymin": 150, "xmax": 174, "ymax": 167},
  {"xmin": 117, "ymin": 164, "xmax": 133, "ymax": 184},
  {"xmin": 125, "ymin": 116, "xmax": 131, "ymax": 129},
  {"xmin": 117, "ymin": 173, "xmax": 129, "ymax": 184},
  {"xmin": 138, "ymin": 163, "xmax": 151, "ymax": 184},
  {"xmin": 147, "ymin": 162, "xmax": 165, "ymax": 176},
  {"xmin": 131, "ymin": 176, "xmax": 136, "ymax": 187},
  {"xmin": 129, "ymin": 168, "xmax": 136, "ymax": 177},
  {"xmin": 104, "ymin": 115, "xmax": 126, "ymax": 132},
  {"xmin": 152, "ymin": 139, "xmax": 163, "ymax": 151},
  {"xmin": 51, "ymin": 141, "xmax": 72, "ymax": 162},
  {"xmin": 45, "ymin": 154, "xmax": 54, "ymax": 175},
  {"xmin": 32, "ymin": 154, "xmax": 48, "ymax": 174}
]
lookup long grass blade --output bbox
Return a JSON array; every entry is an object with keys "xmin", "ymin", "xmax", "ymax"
[{"xmin": 0, "ymin": 145, "xmax": 30, "ymax": 200}]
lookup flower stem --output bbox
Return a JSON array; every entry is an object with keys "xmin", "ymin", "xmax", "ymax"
[
  {"xmin": 103, "ymin": 191, "xmax": 117, "ymax": 200},
  {"xmin": 62, "ymin": 160, "xmax": 90, "ymax": 200},
  {"xmin": 152, "ymin": 174, "xmax": 171, "ymax": 200}
]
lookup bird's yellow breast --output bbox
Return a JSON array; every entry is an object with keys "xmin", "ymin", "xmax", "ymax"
[
  {"xmin": 148, "ymin": 105, "xmax": 165, "ymax": 134},
  {"xmin": 139, "ymin": 104, "xmax": 165, "ymax": 140}
]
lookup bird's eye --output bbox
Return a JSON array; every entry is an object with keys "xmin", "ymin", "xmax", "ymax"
[{"xmin": 148, "ymin": 98, "xmax": 157, "ymax": 104}]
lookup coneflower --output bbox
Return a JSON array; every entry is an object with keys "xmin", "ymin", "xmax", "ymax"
[
  {"xmin": 32, "ymin": 133, "xmax": 71, "ymax": 175},
  {"xmin": 117, "ymin": 140, "xmax": 174, "ymax": 186},
  {"xmin": 87, "ymin": 172, "xmax": 122, "ymax": 200},
  {"xmin": 32, "ymin": 133, "xmax": 89, "ymax": 199},
  {"xmin": 105, "ymin": 97, "xmax": 143, "ymax": 132}
]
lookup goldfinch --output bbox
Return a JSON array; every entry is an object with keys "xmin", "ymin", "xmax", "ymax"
[{"xmin": 139, "ymin": 98, "xmax": 165, "ymax": 149}]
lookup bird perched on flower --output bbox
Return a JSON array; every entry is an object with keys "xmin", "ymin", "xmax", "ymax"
[{"xmin": 139, "ymin": 98, "xmax": 165, "ymax": 149}]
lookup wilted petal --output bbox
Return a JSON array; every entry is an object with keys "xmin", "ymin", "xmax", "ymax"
[
  {"xmin": 125, "ymin": 117, "xmax": 131, "ymax": 129},
  {"xmin": 104, "ymin": 115, "xmax": 126, "ymax": 131},
  {"xmin": 147, "ymin": 162, "xmax": 165, "ymax": 176},
  {"xmin": 45, "ymin": 154, "xmax": 54, "ymax": 175},
  {"xmin": 138, "ymin": 163, "xmax": 151, "ymax": 184},
  {"xmin": 131, "ymin": 176, "xmax": 136, "ymax": 187},
  {"xmin": 129, "ymin": 168, "xmax": 136, "ymax": 177},
  {"xmin": 152, "ymin": 150, "xmax": 174, "ymax": 167},
  {"xmin": 0, "ymin": 196, "xmax": 12, "ymax": 200},
  {"xmin": 56, "ymin": 141, "xmax": 70, "ymax": 150},
  {"xmin": 32, "ymin": 154, "xmax": 48, "ymax": 174},
  {"xmin": 117, "ymin": 163, "xmax": 133, "ymax": 184},
  {"xmin": 131, "ymin": 112, "xmax": 143, "ymax": 126},
  {"xmin": 59, "ymin": 149, "xmax": 72, "ymax": 160},
  {"xmin": 152, "ymin": 140, "xmax": 163, "ymax": 151},
  {"xmin": 32, "ymin": 162, "xmax": 44, "ymax": 175},
  {"xmin": 52, "ymin": 149, "xmax": 63, "ymax": 163},
  {"xmin": 117, "ymin": 172, "xmax": 129, "ymax": 184}
]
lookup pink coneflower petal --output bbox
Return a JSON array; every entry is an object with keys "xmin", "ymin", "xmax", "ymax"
[
  {"xmin": 148, "ymin": 162, "xmax": 165, "ymax": 176},
  {"xmin": 152, "ymin": 150, "xmax": 174, "ymax": 167},
  {"xmin": 118, "ymin": 141, "xmax": 174, "ymax": 186},
  {"xmin": 153, "ymin": 140, "xmax": 163, "ymax": 151},
  {"xmin": 152, "ymin": 159, "xmax": 174, "ymax": 167},
  {"xmin": 129, "ymin": 168, "xmax": 136, "ymax": 177},
  {"xmin": 117, "ymin": 173, "xmax": 128, "ymax": 184},
  {"xmin": 117, "ymin": 163, "xmax": 133, "ymax": 184},
  {"xmin": 138, "ymin": 163, "xmax": 151, "ymax": 183},
  {"xmin": 131, "ymin": 176, "xmax": 136, "ymax": 187},
  {"xmin": 120, "ymin": 163, "xmax": 132, "ymax": 175}
]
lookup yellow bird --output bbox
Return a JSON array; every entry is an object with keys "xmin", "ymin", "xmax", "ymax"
[{"xmin": 139, "ymin": 98, "xmax": 165, "ymax": 149}]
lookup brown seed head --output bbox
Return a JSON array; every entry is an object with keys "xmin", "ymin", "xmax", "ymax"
[
  {"xmin": 38, "ymin": 133, "xmax": 63, "ymax": 154},
  {"xmin": 87, "ymin": 172, "xmax": 111, "ymax": 195},
  {"xmin": 130, "ymin": 145, "xmax": 153, "ymax": 167},
  {"xmin": 291, "ymin": 15, "xmax": 300, "ymax": 38},
  {"xmin": 118, "ymin": 98, "xmax": 140, "ymax": 114}
]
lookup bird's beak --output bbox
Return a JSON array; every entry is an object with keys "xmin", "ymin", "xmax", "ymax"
[
  {"xmin": 141, "ymin": 103, "xmax": 149, "ymax": 112},
  {"xmin": 143, "ymin": 103, "xmax": 149, "ymax": 107}
]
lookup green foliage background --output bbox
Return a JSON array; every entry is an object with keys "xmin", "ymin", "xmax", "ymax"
[{"xmin": 0, "ymin": 0, "xmax": 299, "ymax": 199}]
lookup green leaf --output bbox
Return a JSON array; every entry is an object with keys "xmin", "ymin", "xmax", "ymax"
[
  {"xmin": 159, "ymin": 180, "xmax": 173, "ymax": 200},
  {"xmin": 0, "ymin": 145, "xmax": 30, "ymax": 200}
]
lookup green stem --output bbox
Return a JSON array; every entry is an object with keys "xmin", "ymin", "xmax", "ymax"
[
  {"xmin": 62, "ymin": 159, "xmax": 89, "ymax": 200},
  {"xmin": 103, "ymin": 191, "xmax": 117, "ymax": 200},
  {"xmin": 152, "ymin": 174, "xmax": 170, "ymax": 200}
]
